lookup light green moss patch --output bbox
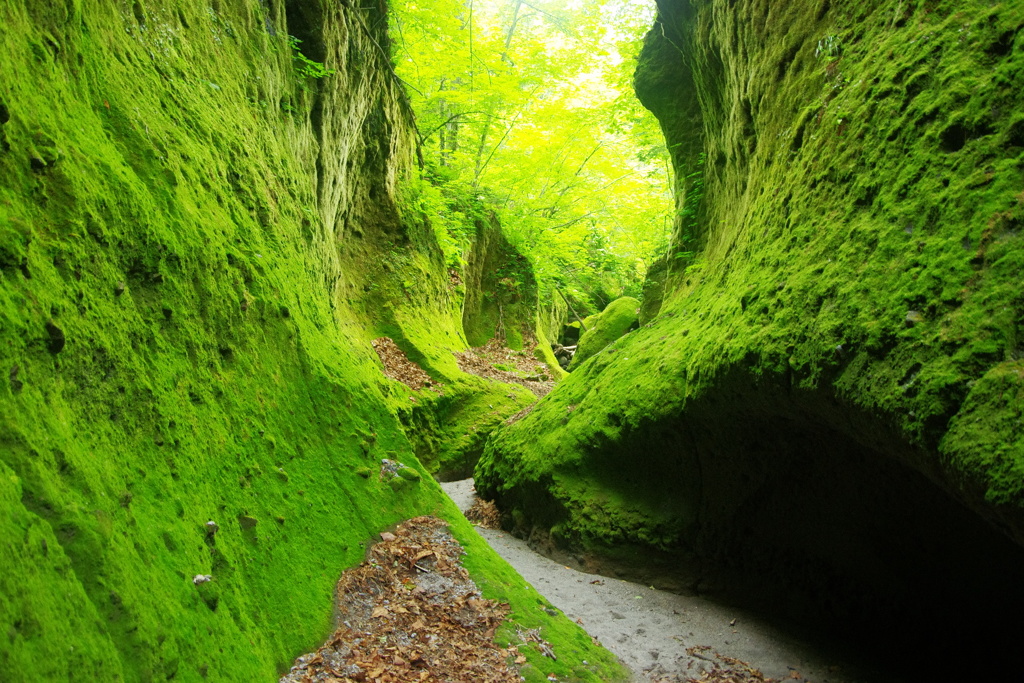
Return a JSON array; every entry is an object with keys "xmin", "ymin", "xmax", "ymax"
[{"xmin": 568, "ymin": 297, "xmax": 640, "ymax": 370}]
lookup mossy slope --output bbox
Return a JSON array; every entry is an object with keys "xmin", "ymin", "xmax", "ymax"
[
  {"xmin": 568, "ymin": 296, "xmax": 639, "ymax": 370},
  {"xmin": 0, "ymin": 0, "xmax": 623, "ymax": 680},
  {"xmin": 477, "ymin": 0, "xmax": 1024, "ymax": 622},
  {"xmin": 351, "ymin": 188, "xmax": 551, "ymax": 480},
  {"xmin": 400, "ymin": 376, "xmax": 536, "ymax": 480}
]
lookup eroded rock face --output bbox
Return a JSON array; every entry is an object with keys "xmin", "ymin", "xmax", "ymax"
[
  {"xmin": 461, "ymin": 211, "xmax": 539, "ymax": 350},
  {"xmin": 0, "ymin": 0, "xmax": 433, "ymax": 679},
  {"xmin": 477, "ymin": 0, "xmax": 1024, "ymax": 674}
]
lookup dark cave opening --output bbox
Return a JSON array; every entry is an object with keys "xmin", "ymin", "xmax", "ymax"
[
  {"xmin": 669, "ymin": 393, "xmax": 1024, "ymax": 679},
  {"xmin": 542, "ymin": 369, "xmax": 1024, "ymax": 679}
]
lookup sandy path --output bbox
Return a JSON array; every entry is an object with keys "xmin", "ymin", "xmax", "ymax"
[{"xmin": 442, "ymin": 479, "xmax": 882, "ymax": 683}]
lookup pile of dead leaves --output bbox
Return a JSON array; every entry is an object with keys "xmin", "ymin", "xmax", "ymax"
[
  {"xmin": 372, "ymin": 337, "xmax": 438, "ymax": 393},
  {"xmin": 453, "ymin": 338, "xmax": 554, "ymax": 398},
  {"xmin": 683, "ymin": 646, "xmax": 781, "ymax": 683},
  {"xmin": 280, "ymin": 516, "xmax": 522, "ymax": 683},
  {"xmin": 464, "ymin": 499, "xmax": 502, "ymax": 529}
]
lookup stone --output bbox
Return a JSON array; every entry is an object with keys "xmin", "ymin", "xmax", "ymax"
[{"xmin": 238, "ymin": 515, "xmax": 258, "ymax": 530}]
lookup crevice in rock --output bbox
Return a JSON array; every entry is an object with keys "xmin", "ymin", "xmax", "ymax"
[{"xmin": 283, "ymin": 0, "xmax": 325, "ymax": 63}]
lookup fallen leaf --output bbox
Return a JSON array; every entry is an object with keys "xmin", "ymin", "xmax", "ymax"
[{"xmin": 280, "ymin": 516, "xmax": 522, "ymax": 683}]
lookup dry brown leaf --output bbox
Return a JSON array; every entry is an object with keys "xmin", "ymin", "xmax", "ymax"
[
  {"xmin": 453, "ymin": 338, "xmax": 554, "ymax": 398},
  {"xmin": 465, "ymin": 499, "xmax": 502, "ymax": 529},
  {"xmin": 371, "ymin": 338, "xmax": 436, "ymax": 392},
  {"xmin": 280, "ymin": 516, "xmax": 523, "ymax": 683}
]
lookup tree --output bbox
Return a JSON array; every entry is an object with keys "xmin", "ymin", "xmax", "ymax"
[{"xmin": 391, "ymin": 0, "xmax": 672, "ymax": 311}]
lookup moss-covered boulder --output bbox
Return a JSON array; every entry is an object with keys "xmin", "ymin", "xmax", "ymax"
[
  {"xmin": 567, "ymin": 297, "xmax": 640, "ymax": 370},
  {"xmin": 477, "ymin": 0, "xmax": 1024, "ymax": 672},
  {"xmin": 401, "ymin": 376, "xmax": 536, "ymax": 480}
]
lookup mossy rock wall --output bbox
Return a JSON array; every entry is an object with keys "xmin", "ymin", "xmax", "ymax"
[
  {"xmin": 461, "ymin": 211, "xmax": 538, "ymax": 350},
  {"xmin": 359, "ymin": 187, "xmax": 553, "ymax": 480},
  {"xmin": 567, "ymin": 296, "xmax": 639, "ymax": 370},
  {"xmin": 401, "ymin": 377, "xmax": 535, "ymax": 481},
  {"xmin": 638, "ymin": 253, "xmax": 669, "ymax": 324},
  {"xmin": 538, "ymin": 287, "xmax": 569, "ymax": 345},
  {"xmin": 0, "ymin": 1, "xmax": 428, "ymax": 677},
  {"xmin": 477, "ymin": 0, "xmax": 1024, "ymax": 670},
  {"xmin": 0, "ymin": 1, "xmax": 625, "ymax": 681}
]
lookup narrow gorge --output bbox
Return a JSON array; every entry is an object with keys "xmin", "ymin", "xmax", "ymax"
[{"xmin": 1, "ymin": 0, "xmax": 1023, "ymax": 681}]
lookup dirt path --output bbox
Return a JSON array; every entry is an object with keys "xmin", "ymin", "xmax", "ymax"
[{"xmin": 442, "ymin": 479, "xmax": 886, "ymax": 683}]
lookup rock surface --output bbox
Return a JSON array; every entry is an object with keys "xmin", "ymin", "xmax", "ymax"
[
  {"xmin": 0, "ymin": 1, "xmax": 610, "ymax": 680},
  {"xmin": 568, "ymin": 296, "xmax": 641, "ymax": 370},
  {"xmin": 476, "ymin": 0, "xmax": 1024, "ymax": 676}
]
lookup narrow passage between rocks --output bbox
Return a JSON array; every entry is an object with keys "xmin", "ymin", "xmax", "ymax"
[{"xmin": 442, "ymin": 480, "xmax": 892, "ymax": 683}]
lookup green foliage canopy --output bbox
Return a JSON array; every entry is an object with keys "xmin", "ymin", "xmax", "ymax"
[{"xmin": 391, "ymin": 0, "xmax": 672, "ymax": 311}]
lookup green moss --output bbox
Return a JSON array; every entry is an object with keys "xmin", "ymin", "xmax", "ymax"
[
  {"xmin": 401, "ymin": 376, "xmax": 535, "ymax": 480},
  {"xmin": 638, "ymin": 254, "xmax": 669, "ymax": 324},
  {"xmin": 568, "ymin": 297, "xmax": 640, "ymax": 369},
  {"xmin": 461, "ymin": 212, "xmax": 539, "ymax": 351},
  {"xmin": 478, "ymin": 0, "xmax": 1024, "ymax": 565},
  {"xmin": 942, "ymin": 361, "xmax": 1024, "ymax": 506},
  {"xmin": 396, "ymin": 466, "xmax": 421, "ymax": 482},
  {"xmin": 533, "ymin": 318, "xmax": 570, "ymax": 380},
  {"xmin": 446, "ymin": 508, "xmax": 630, "ymax": 682},
  {"xmin": 0, "ymin": 0, "xmax": 621, "ymax": 679},
  {"xmin": 0, "ymin": 460, "xmax": 122, "ymax": 679}
]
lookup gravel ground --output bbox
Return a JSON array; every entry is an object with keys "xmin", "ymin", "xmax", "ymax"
[{"xmin": 442, "ymin": 479, "xmax": 887, "ymax": 683}]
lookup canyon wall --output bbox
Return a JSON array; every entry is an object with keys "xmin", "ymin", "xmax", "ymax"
[
  {"xmin": 0, "ymin": 1, "xmax": 621, "ymax": 680},
  {"xmin": 477, "ymin": 0, "xmax": 1024, "ymax": 671}
]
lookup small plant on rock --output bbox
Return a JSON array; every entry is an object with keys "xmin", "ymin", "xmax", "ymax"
[
  {"xmin": 289, "ymin": 36, "xmax": 334, "ymax": 79},
  {"xmin": 815, "ymin": 33, "xmax": 842, "ymax": 59}
]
